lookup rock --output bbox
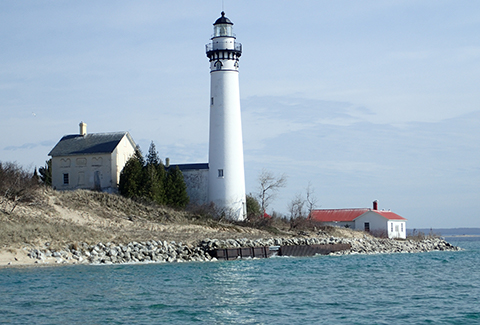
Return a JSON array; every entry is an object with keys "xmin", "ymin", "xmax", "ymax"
[{"xmin": 20, "ymin": 234, "xmax": 460, "ymax": 267}]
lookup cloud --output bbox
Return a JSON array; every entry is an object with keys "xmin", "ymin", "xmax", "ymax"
[
  {"xmin": 4, "ymin": 143, "xmax": 38, "ymax": 151},
  {"xmin": 4, "ymin": 140, "xmax": 54, "ymax": 151},
  {"xmin": 241, "ymin": 95, "xmax": 373, "ymax": 151},
  {"xmin": 241, "ymin": 95, "xmax": 480, "ymax": 227}
]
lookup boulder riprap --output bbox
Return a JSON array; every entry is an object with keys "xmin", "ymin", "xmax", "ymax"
[
  {"xmin": 26, "ymin": 236, "xmax": 461, "ymax": 265},
  {"xmin": 330, "ymin": 236, "xmax": 461, "ymax": 255}
]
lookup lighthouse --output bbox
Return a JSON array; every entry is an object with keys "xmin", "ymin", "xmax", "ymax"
[{"xmin": 206, "ymin": 12, "xmax": 246, "ymax": 220}]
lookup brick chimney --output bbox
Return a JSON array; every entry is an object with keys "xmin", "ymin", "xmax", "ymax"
[
  {"xmin": 373, "ymin": 200, "xmax": 378, "ymax": 210},
  {"xmin": 79, "ymin": 122, "xmax": 87, "ymax": 136}
]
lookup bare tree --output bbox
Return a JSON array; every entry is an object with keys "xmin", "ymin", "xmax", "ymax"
[
  {"xmin": 287, "ymin": 193, "xmax": 305, "ymax": 220},
  {"xmin": 0, "ymin": 161, "xmax": 39, "ymax": 213},
  {"xmin": 305, "ymin": 182, "xmax": 319, "ymax": 218},
  {"xmin": 257, "ymin": 169, "xmax": 287, "ymax": 214}
]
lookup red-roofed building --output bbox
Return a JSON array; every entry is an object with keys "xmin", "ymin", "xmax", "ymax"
[{"xmin": 310, "ymin": 201, "xmax": 407, "ymax": 239}]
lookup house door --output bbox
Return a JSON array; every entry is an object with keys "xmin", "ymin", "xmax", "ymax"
[
  {"xmin": 364, "ymin": 222, "xmax": 370, "ymax": 232},
  {"xmin": 94, "ymin": 171, "xmax": 101, "ymax": 191}
]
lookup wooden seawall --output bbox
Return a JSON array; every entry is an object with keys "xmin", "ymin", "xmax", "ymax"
[{"xmin": 209, "ymin": 243, "xmax": 351, "ymax": 261}]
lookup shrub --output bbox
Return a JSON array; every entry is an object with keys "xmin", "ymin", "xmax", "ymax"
[
  {"xmin": 0, "ymin": 161, "xmax": 39, "ymax": 213},
  {"xmin": 38, "ymin": 159, "xmax": 52, "ymax": 186},
  {"xmin": 408, "ymin": 228, "xmax": 440, "ymax": 241},
  {"xmin": 246, "ymin": 194, "xmax": 261, "ymax": 218},
  {"xmin": 369, "ymin": 229, "xmax": 389, "ymax": 238}
]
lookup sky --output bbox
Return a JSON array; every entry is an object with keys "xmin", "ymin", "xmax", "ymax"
[{"xmin": 1, "ymin": 1, "xmax": 479, "ymax": 228}]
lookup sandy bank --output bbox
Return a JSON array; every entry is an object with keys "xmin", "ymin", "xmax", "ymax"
[{"xmin": 0, "ymin": 188, "xmax": 461, "ymax": 268}]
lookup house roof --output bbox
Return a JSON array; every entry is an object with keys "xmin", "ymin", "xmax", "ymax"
[
  {"xmin": 372, "ymin": 211, "xmax": 407, "ymax": 220},
  {"xmin": 310, "ymin": 208, "xmax": 407, "ymax": 222},
  {"xmin": 170, "ymin": 163, "xmax": 209, "ymax": 171},
  {"xmin": 310, "ymin": 208, "xmax": 369, "ymax": 222},
  {"xmin": 49, "ymin": 132, "xmax": 135, "ymax": 157}
]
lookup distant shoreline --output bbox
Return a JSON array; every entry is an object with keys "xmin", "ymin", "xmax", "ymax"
[
  {"xmin": 409, "ymin": 228, "xmax": 480, "ymax": 237},
  {"xmin": 441, "ymin": 234, "xmax": 480, "ymax": 238}
]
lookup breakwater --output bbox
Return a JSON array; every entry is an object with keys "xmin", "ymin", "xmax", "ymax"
[{"xmin": 26, "ymin": 236, "xmax": 461, "ymax": 265}]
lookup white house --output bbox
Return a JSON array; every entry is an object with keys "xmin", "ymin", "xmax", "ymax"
[
  {"xmin": 49, "ymin": 122, "xmax": 137, "ymax": 192},
  {"xmin": 310, "ymin": 201, "xmax": 407, "ymax": 239}
]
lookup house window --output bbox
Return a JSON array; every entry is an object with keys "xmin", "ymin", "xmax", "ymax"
[
  {"xmin": 63, "ymin": 173, "xmax": 69, "ymax": 185},
  {"xmin": 364, "ymin": 222, "xmax": 370, "ymax": 232},
  {"xmin": 78, "ymin": 172, "xmax": 85, "ymax": 185},
  {"xmin": 391, "ymin": 223, "xmax": 393, "ymax": 232},
  {"xmin": 218, "ymin": 169, "xmax": 224, "ymax": 177},
  {"xmin": 401, "ymin": 223, "xmax": 404, "ymax": 232}
]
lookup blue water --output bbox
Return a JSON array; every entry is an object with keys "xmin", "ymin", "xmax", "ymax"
[{"xmin": 1, "ymin": 238, "xmax": 479, "ymax": 324}]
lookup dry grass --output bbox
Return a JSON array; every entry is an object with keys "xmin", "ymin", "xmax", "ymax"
[
  {"xmin": 407, "ymin": 229, "xmax": 441, "ymax": 241},
  {"xmin": 0, "ymin": 188, "xmax": 276, "ymax": 248},
  {"xmin": 55, "ymin": 190, "xmax": 185, "ymax": 223},
  {"xmin": 0, "ymin": 188, "xmax": 369, "ymax": 250},
  {"xmin": 0, "ymin": 213, "xmax": 101, "ymax": 248}
]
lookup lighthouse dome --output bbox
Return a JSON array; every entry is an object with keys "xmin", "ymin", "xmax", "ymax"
[{"xmin": 214, "ymin": 11, "xmax": 233, "ymax": 25}]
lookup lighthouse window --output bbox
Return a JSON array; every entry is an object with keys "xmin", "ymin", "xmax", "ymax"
[
  {"xmin": 214, "ymin": 25, "xmax": 232, "ymax": 37},
  {"xmin": 218, "ymin": 169, "xmax": 224, "ymax": 177},
  {"xmin": 215, "ymin": 61, "xmax": 222, "ymax": 70},
  {"xmin": 211, "ymin": 97, "xmax": 214, "ymax": 105}
]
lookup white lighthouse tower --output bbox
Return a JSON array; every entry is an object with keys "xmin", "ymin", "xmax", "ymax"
[{"xmin": 206, "ymin": 12, "xmax": 246, "ymax": 220}]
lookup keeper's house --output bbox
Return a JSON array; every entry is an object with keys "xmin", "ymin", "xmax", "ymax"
[
  {"xmin": 310, "ymin": 201, "xmax": 407, "ymax": 239},
  {"xmin": 49, "ymin": 122, "xmax": 136, "ymax": 192}
]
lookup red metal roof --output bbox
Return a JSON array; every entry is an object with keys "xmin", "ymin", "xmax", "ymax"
[
  {"xmin": 310, "ymin": 209, "xmax": 369, "ymax": 222},
  {"xmin": 310, "ymin": 208, "xmax": 407, "ymax": 222},
  {"xmin": 374, "ymin": 211, "xmax": 407, "ymax": 220}
]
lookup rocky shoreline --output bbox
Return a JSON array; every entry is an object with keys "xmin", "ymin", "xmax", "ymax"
[{"xmin": 24, "ymin": 236, "xmax": 461, "ymax": 266}]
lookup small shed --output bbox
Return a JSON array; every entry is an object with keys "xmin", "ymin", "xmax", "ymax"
[{"xmin": 310, "ymin": 201, "xmax": 407, "ymax": 239}]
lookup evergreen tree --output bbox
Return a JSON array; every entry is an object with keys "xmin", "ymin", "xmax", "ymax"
[
  {"xmin": 164, "ymin": 166, "xmax": 189, "ymax": 208},
  {"xmin": 119, "ymin": 149, "xmax": 144, "ymax": 198},
  {"xmin": 133, "ymin": 146, "xmax": 145, "ymax": 166},
  {"xmin": 142, "ymin": 141, "xmax": 166, "ymax": 204},
  {"xmin": 141, "ymin": 163, "xmax": 165, "ymax": 204},
  {"xmin": 118, "ymin": 142, "xmax": 189, "ymax": 209},
  {"xmin": 39, "ymin": 159, "xmax": 52, "ymax": 186},
  {"xmin": 155, "ymin": 162, "xmax": 166, "ymax": 201},
  {"xmin": 146, "ymin": 141, "xmax": 161, "ymax": 166},
  {"xmin": 32, "ymin": 167, "xmax": 40, "ymax": 183}
]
